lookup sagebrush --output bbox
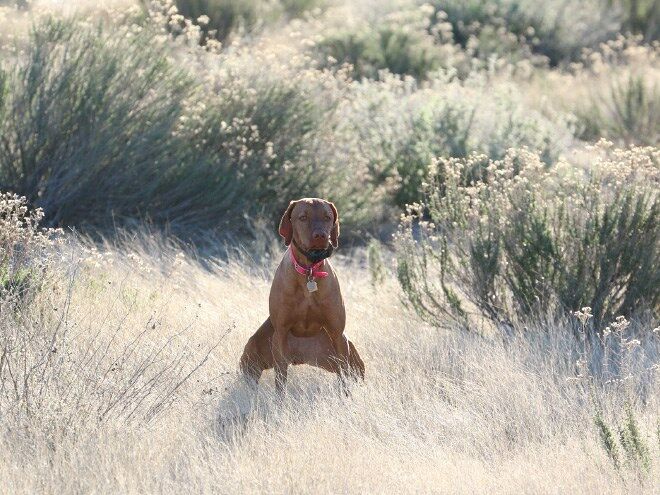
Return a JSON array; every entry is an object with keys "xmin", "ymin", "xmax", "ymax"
[{"xmin": 396, "ymin": 143, "xmax": 659, "ymax": 330}]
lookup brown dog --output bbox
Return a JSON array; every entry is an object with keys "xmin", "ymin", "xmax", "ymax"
[{"xmin": 240, "ymin": 198, "xmax": 365, "ymax": 392}]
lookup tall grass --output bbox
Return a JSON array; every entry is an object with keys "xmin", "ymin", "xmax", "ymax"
[{"xmin": 0, "ymin": 228, "xmax": 658, "ymax": 493}]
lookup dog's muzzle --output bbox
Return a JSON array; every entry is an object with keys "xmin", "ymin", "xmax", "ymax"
[{"xmin": 293, "ymin": 239, "xmax": 334, "ymax": 263}]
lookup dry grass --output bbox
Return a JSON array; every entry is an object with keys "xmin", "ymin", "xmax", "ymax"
[{"xmin": 1, "ymin": 236, "xmax": 657, "ymax": 494}]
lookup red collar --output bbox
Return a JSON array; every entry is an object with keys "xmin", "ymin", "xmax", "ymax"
[{"xmin": 289, "ymin": 247, "xmax": 329, "ymax": 279}]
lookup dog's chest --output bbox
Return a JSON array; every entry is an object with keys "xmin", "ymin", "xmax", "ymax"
[{"xmin": 287, "ymin": 297, "xmax": 326, "ymax": 335}]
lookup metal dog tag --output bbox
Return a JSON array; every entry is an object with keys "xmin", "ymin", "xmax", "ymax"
[{"xmin": 306, "ymin": 279, "xmax": 318, "ymax": 292}]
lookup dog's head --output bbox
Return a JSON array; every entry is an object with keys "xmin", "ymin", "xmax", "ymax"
[{"xmin": 278, "ymin": 198, "xmax": 339, "ymax": 257}]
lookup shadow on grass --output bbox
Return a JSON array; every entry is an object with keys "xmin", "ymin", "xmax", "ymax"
[{"xmin": 212, "ymin": 368, "xmax": 356, "ymax": 444}]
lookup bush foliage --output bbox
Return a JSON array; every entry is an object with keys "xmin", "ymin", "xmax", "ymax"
[
  {"xmin": 0, "ymin": 19, "xmax": 193, "ymax": 229},
  {"xmin": 143, "ymin": 0, "xmax": 325, "ymax": 44},
  {"xmin": 427, "ymin": 0, "xmax": 621, "ymax": 66},
  {"xmin": 315, "ymin": 6, "xmax": 448, "ymax": 81},
  {"xmin": 0, "ymin": 0, "xmax": 655, "ymax": 244},
  {"xmin": 396, "ymin": 143, "xmax": 659, "ymax": 330},
  {"xmin": 0, "ymin": 193, "xmax": 61, "ymax": 300},
  {"xmin": 577, "ymin": 73, "xmax": 659, "ymax": 146},
  {"xmin": 0, "ymin": 17, "xmax": 338, "ymax": 237},
  {"xmin": 390, "ymin": 79, "xmax": 570, "ymax": 207},
  {"xmin": 316, "ymin": 0, "xmax": 623, "ymax": 81}
]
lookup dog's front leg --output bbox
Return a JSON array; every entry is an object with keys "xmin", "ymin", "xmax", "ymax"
[{"xmin": 271, "ymin": 328, "xmax": 289, "ymax": 394}]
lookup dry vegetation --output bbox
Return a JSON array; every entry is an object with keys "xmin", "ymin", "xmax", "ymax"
[
  {"xmin": 0, "ymin": 0, "xmax": 659, "ymax": 493},
  {"xmin": 2, "ymin": 229, "xmax": 657, "ymax": 494}
]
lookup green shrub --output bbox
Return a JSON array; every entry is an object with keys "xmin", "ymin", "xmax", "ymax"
[
  {"xmin": 618, "ymin": 403, "xmax": 652, "ymax": 472},
  {"xmin": 325, "ymin": 72, "xmax": 572, "ymax": 212},
  {"xmin": 171, "ymin": 0, "xmax": 261, "ymax": 43},
  {"xmin": 0, "ymin": 17, "xmax": 342, "ymax": 239},
  {"xmin": 391, "ymin": 80, "xmax": 571, "ymax": 207},
  {"xmin": 0, "ymin": 0, "xmax": 28, "ymax": 8},
  {"xmin": 426, "ymin": 0, "xmax": 621, "ymax": 65},
  {"xmin": 396, "ymin": 143, "xmax": 659, "ymax": 330},
  {"xmin": 367, "ymin": 239, "xmax": 386, "ymax": 287},
  {"xmin": 594, "ymin": 409, "xmax": 622, "ymax": 469},
  {"xmin": 0, "ymin": 18, "xmax": 193, "ymax": 230},
  {"xmin": 316, "ymin": 6, "xmax": 449, "ymax": 80},
  {"xmin": 172, "ymin": 71, "xmax": 331, "ymax": 232},
  {"xmin": 576, "ymin": 73, "xmax": 659, "ymax": 146},
  {"xmin": 316, "ymin": 74, "xmax": 413, "ymax": 232},
  {"xmin": 0, "ymin": 67, "xmax": 5, "ymax": 113},
  {"xmin": 320, "ymin": 27, "xmax": 443, "ymax": 80},
  {"xmin": 279, "ymin": 0, "xmax": 325, "ymax": 18},
  {"xmin": 318, "ymin": 0, "xmax": 621, "ymax": 76},
  {"xmin": 144, "ymin": 0, "xmax": 325, "ymax": 45},
  {"xmin": 609, "ymin": 0, "xmax": 659, "ymax": 41}
]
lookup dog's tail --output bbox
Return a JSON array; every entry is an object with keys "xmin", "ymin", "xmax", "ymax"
[{"xmin": 240, "ymin": 349, "xmax": 261, "ymax": 388}]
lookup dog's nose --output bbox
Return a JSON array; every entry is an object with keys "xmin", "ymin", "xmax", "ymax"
[{"xmin": 313, "ymin": 232, "xmax": 328, "ymax": 241}]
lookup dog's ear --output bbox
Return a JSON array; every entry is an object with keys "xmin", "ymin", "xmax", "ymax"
[
  {"xmin": 278, "ymin": 200, "xmax": 298, "ymax": 246},
  {"xmin": 328, "ymin": 201, "xmax": 340, "ymax": 248}
]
